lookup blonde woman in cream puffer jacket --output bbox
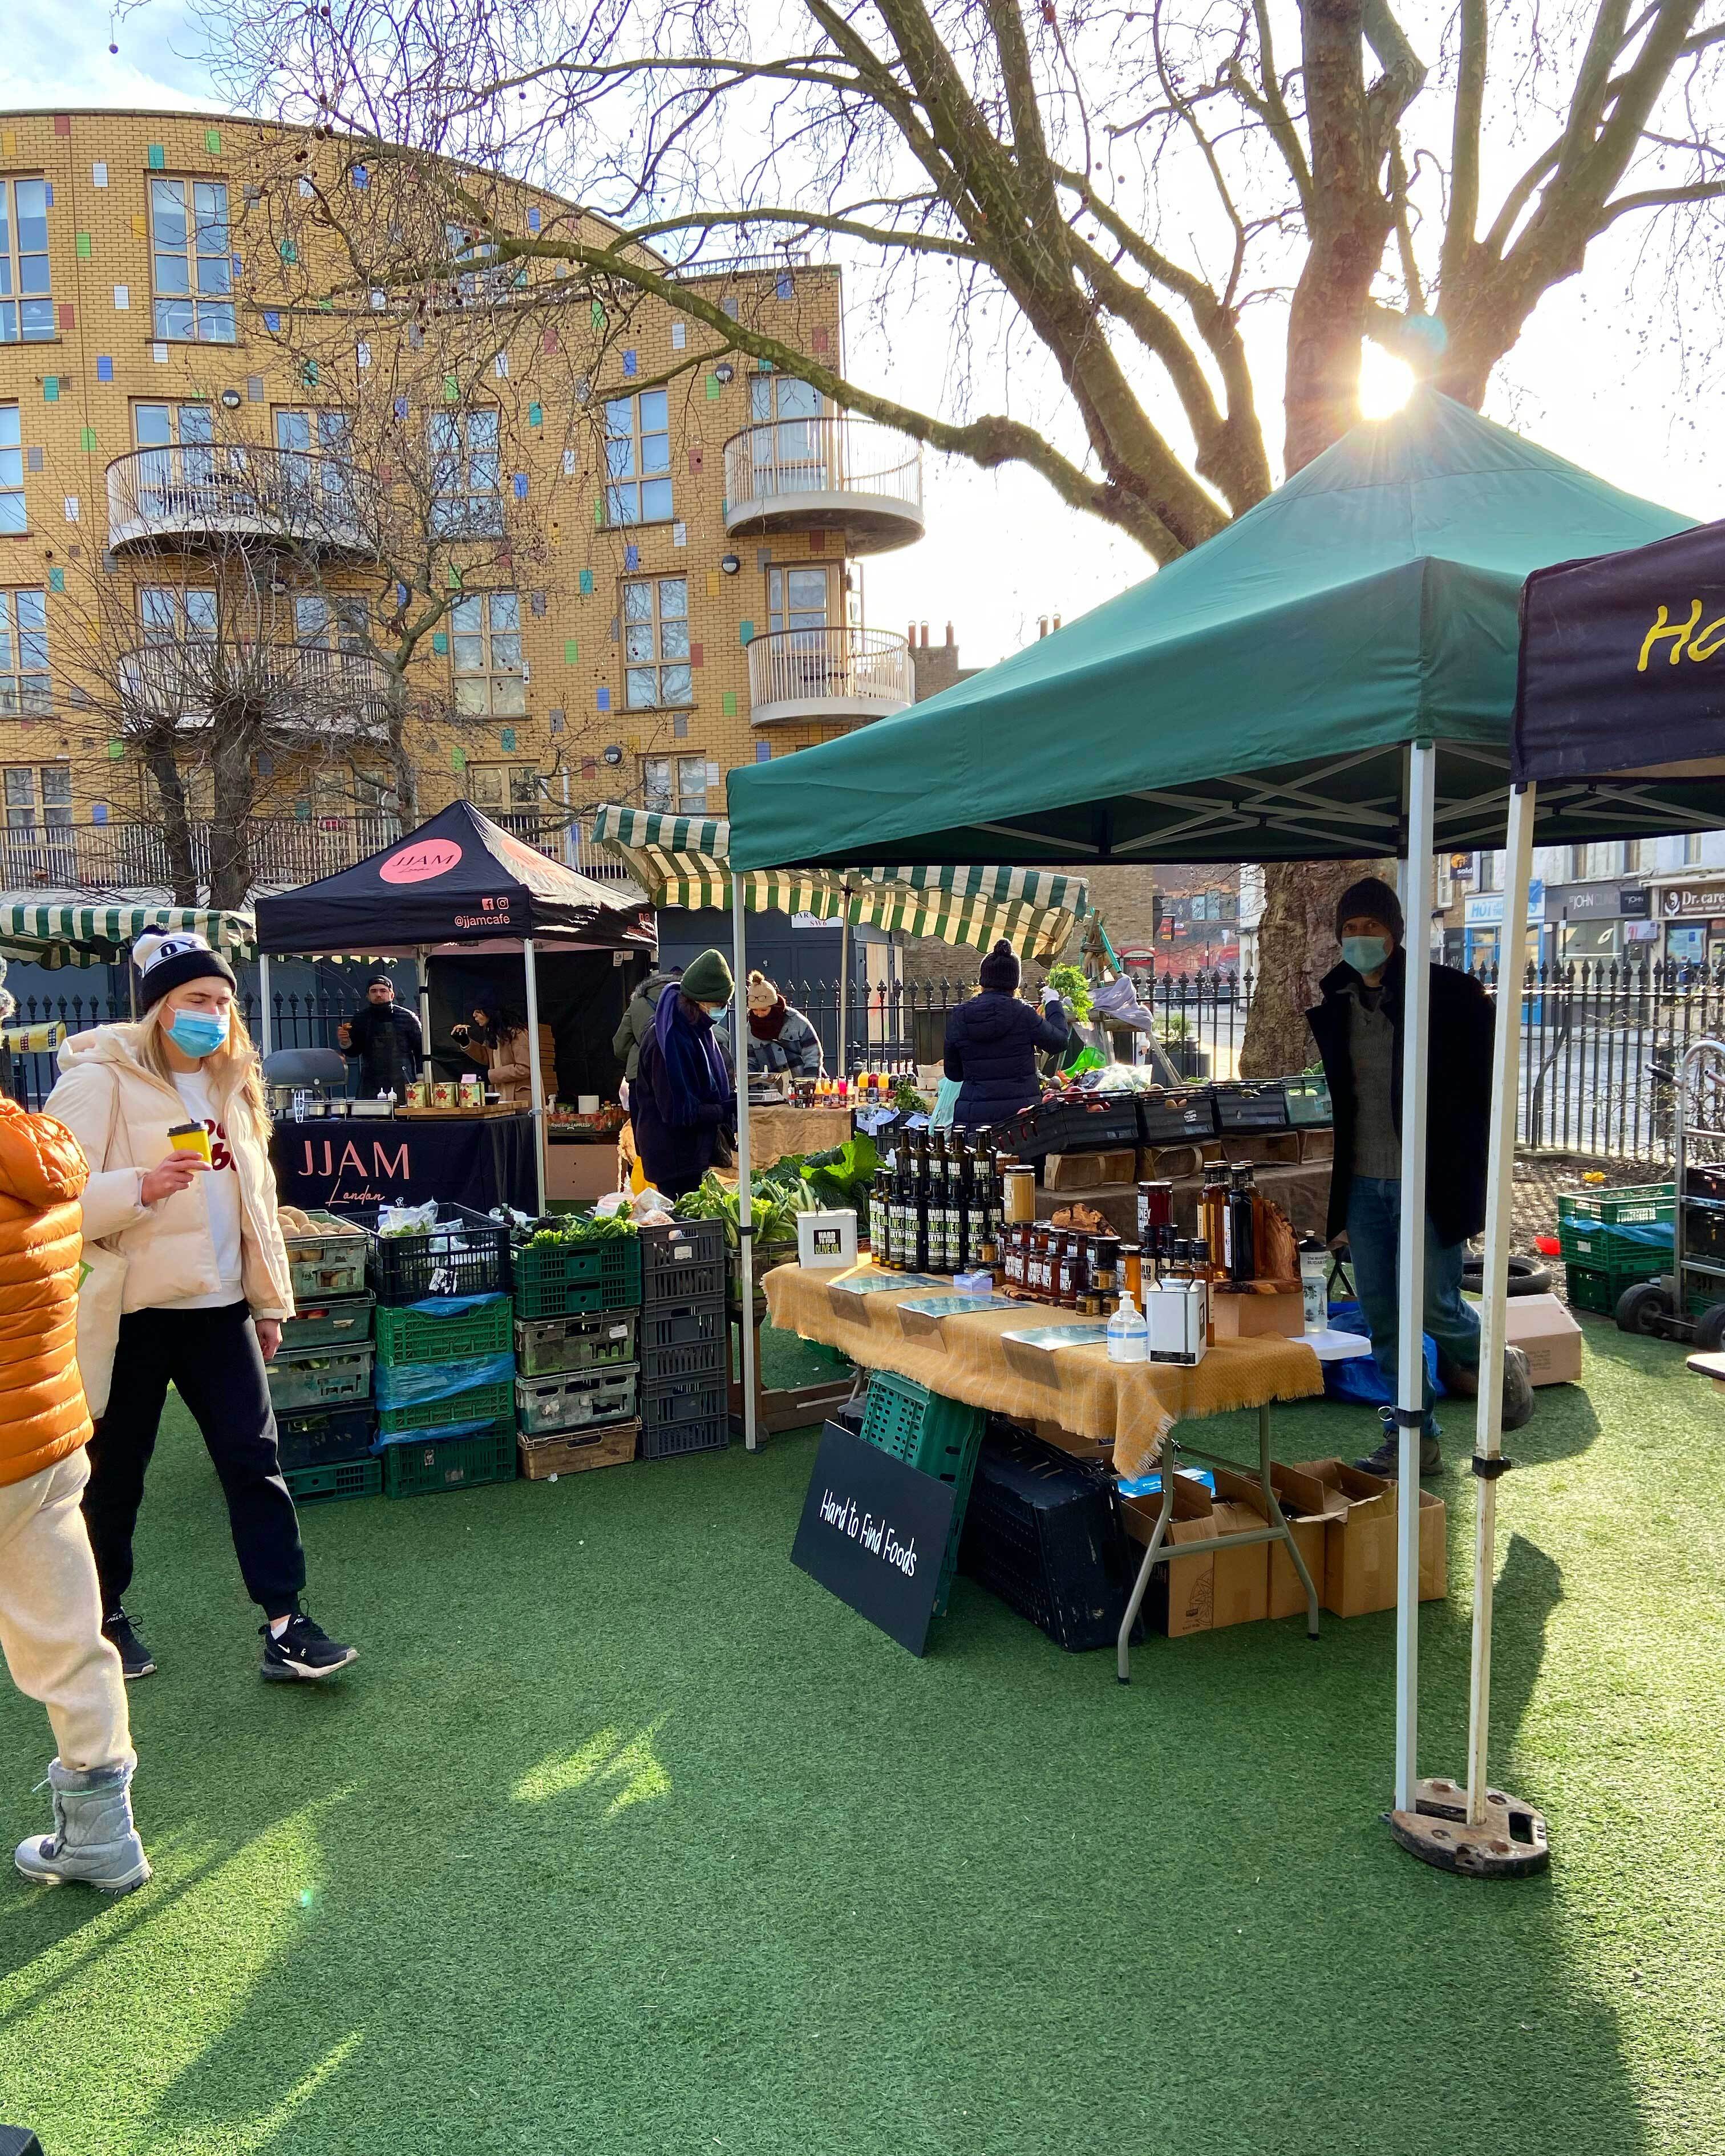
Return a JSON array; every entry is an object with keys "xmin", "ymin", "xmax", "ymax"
[{"xmin": 46, "ymin": 930, "xmax": 357, "ymax": 1688}]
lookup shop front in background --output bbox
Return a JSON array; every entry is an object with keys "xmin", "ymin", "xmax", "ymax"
[{"xmin": 1649, "ymin": 878, "xmax": 1725, "ymax": 970}]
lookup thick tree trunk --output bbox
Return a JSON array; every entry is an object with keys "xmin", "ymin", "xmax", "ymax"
[
  {"xmin": 208, "ymin": 704, "xmax": 260, "ymax": 911},
  {"xmin": 1240, "ymin": 858, "xmax": 1389, "ymax": 1076},
  {"xmin": 144, "ymin": 739, "xmax": 200, "ymax": 906},
  {"xmin": 388, "ymin": 684, "xmax": 419, "ymax": 822}
]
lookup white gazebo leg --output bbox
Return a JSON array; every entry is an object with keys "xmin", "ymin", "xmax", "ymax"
[
  {"xmin": 1389, "ymin": 778, "xmax": 1550, "ymax": 1873},
  {"xmin": 523, "ymin": 934, "xmax": 548, "ymax": 1215},
  {"xmin": 417, "ymin": 947, "xmax": 434, "ymax": 1096},
  {"xmin": 1393, "ymin": 739, "xmax": 1436, "ymax": 1817},
  {"xmin": 732, "ymin": 878, "xmax": 758, "ymax": 1452},
  {"xmin": 258, "ymin": 951, "xmax": 273, "ymax": 1060}
]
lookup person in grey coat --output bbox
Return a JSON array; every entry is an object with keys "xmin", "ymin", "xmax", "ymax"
[
  {"xmin": 724, "ymin": 971, "xmax": 824, "ymax": 1081},
  {"xmin": 612, "ymin": 967, "xmax": 681, "ymax": 1091}
]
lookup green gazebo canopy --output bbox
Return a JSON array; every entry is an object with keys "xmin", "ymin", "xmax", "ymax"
[{"xmin": 727, "ymin": 392, "xmax": 1717, "ymax": 872}]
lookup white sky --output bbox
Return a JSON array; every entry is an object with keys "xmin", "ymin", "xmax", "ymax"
[{"xmin": 11, "ymin": 0, "xmax": 1722, "ymax": 670}]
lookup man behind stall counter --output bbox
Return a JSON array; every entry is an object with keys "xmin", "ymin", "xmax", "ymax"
[{"xmin": 337, "ymin": 972, "xmax": 424, "ymax": 1101}]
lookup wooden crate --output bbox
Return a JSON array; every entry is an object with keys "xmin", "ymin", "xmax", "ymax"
[{"xmin": 517, "ymin": 1419, "xmax": 638, "ymax": 1480}]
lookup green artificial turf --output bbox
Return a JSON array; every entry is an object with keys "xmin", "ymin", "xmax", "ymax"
[{"xmin": 2, "ymin": 1315, "xmax": 1722, "ymax": 2155}]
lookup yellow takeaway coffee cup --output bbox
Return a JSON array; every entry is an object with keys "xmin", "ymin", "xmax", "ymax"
[{"xmin": 167, "ymin": 1120, "xmax": 212, "ymax": 1166}]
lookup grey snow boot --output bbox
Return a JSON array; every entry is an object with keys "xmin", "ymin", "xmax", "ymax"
[{"xmin": 14, "ymin": 1757, "xmax": 151, "ymax": 1894}]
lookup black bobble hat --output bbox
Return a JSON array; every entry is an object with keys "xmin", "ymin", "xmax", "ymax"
[
  {"xmin": 133, "ymin": 930, "xmax": 238, "ymax": 1014},
  {"xmin": 978, "ymin": 938, "xmax": 1021, "ymax": 990},
  {"xmin": 1334, "ymin": 875, "xmax": 1404, "ymax": 945}
]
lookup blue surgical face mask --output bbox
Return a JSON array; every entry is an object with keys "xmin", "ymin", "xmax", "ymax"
[
  {"xmin": 1341, "ymin": 935, "xmax": 1391, "ymax": 976},
  {"xmin": 167, "ymin": 1009, "xmax": 229, "ymax": 1059},
  {"xmin": 701, "ymin": 1003, "xmax": 729, "ymax": 1020}
]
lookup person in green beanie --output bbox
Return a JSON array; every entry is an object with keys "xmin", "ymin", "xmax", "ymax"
[{"xmin": 632, "ymin": 949, "xmax": 737, "ymax": 1198}]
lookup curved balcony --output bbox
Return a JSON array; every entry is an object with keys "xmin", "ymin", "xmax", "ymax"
[
  {"xmin": 107, "ymin": 444, "xmax": 374, "ymax": 557},
  {"xmin": 118, "ymin": 640, "xmax": 393, "ymax": 738},
  {"xmin": 746, "ymin": 625, "xmax": 912, "ymax": 728},
  {"xmin": 722, "ymin": 416, "xmax": 924, "ymax": 555}
]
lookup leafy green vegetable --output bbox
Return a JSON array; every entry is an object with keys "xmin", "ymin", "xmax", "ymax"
[{"xmin": 1047, "ymin": 963, "xmax": 1094, "ymax": 1021}]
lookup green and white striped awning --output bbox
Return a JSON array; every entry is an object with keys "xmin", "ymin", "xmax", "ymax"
[
  {"xmin": 589, "ymin": 807, "xmax": 1087, "ymax": 961},
  {"xmin": 0, "ymin": 903, "xmax": 256, "ymax": 971}
]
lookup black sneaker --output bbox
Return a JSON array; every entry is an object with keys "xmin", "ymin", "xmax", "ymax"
[
  {"xmin": 103, "ymin": 1608, "xmax": 157, "ymax": 1681},
  {"xmin": 1355, "ymin": 1428, "xmax": 1444, "ymax": 1478},
  {"xmin": 260, "ymin": 1610, "xmax": 359, "ymax": 1683}
]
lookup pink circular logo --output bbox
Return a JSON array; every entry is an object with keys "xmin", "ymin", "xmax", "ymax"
[{"xmin": 379, "ymin": 840, "xmax": 463, "ymax": 885}]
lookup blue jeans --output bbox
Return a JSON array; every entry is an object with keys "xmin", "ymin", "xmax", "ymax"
[{"xmin": 1345, "ymin": 1176, "xmax": 1480, "ymax": 1439}]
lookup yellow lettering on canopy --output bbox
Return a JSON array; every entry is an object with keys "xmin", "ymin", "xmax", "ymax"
[
  {"xmin": 1638, "ymin": 598, "xmax": 1704, "ymax": 670},
  {"xmin": 1689, "ymin": 617, "xmax": 1725, "ymax": 663}
]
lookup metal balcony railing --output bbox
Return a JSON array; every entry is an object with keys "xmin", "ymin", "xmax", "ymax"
[
  {"xmin": 722, "ymin": 416, "xmax": 924, "ymax": 551},
  {"xmin": 116, "ymin": 642, "xmax": 394, "ymax": 736},
  {"xmin": 746, "ymin": 625, "xmax": 912, "ymax": 727},
  {"xmin": 106, "ymin": 443, "xmax": 375, "ymax": 554}
]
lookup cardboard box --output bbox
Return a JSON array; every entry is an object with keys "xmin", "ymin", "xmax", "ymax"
[
  {"xmin": 1207, "ymin": 1468, "xmax": 1273, "ymax": 1628},
  {"xmin": 1288, "ymin": 1458, "xmax": 1445, "ymax": 1616},
  {"xmin": 1500, "ymin": 1291, "xmax": 1584, "ymax": 1386},
  {"xmin": 1044, "ymin": 1146, "xmax": 1137, "ymax": 1191},
  {"xmin": 1209, "ymin": 1284, "xmax": 1305, "ymax": 1339},
  {"xmin": 1266, "ymin": 1460, "xmax": 1342, "ymax": 1620},
  {"xmin": 1120, "ymin": 1475, "xmax": 1216, "ymax": 1636}
]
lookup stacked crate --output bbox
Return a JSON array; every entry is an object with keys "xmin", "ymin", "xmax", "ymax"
[
  {"xmin": 1557, "ymin": 1184, "xmax": 1674, "ymax": 1314},
  {"xmin": 273, "ymin": 1212, "xmax": 380, "ymax": 1503},
  {"xmin": 512, "ymin": 1229, "xmax": 644, "ymax": 1477},
  {"xmin": 353, "ymin": 1202, "xmax": 517, "ymax": 1498},
  {"xmin": 637, "ymin": 1219, "xmax": 730, "ymax": 1461}
]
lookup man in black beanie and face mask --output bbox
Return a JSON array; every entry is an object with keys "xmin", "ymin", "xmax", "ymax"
[
  {"xmin": 337, "ymin": 971, "xmax": 423, "ymax": 1100},
  {"xmin": 1306, "ymin": 874, "xmax": 1533, "ymax": 1477}
]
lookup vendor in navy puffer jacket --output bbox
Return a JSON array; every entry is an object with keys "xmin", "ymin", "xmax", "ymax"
[{"xmin": 942, "ymin": 941, "xmax": 1070, "ymax": 1129}]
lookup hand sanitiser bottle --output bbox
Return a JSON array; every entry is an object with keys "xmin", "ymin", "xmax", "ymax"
[{"xmin": 1107, "ymin": 1287, "xmax": 1149, "ymax": 1363}]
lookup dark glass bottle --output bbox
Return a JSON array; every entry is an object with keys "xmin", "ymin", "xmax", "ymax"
[{"xmin": 1228, "ymin": 1164, "xmax": 1257, "ymax": 1284}]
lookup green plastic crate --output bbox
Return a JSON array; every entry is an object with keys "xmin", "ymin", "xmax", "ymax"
[
  {"xmin": 281, "ymin": 1295, "xmax": 375, "ymax": 1352},
  {"xmin": 284, "ymin": 1456, "xmax": 381, "ymax": 1505},
  {"xmin": 1556, "ymin": 1183, "xmax": 1674, "ymax": 1230},
  {"xmin": 1557, "ymin": 1218, "xmax": 1674, "ymax": 1268},
  {"xmin": 382, "ymin": 1419, "xmax": 517, "ymax": 1497},
  {"xmin": 512, "ymin": 1234, "xmax": 642, "ymax": 1320},
  {"xmin": 1564, "ymin": 1255, "xmax": 1665, "ymax": 1316},
  {"xmin": 516, "ymin": 1310, "xmax": 638, "ymax": 1377},
  {"xmin": 377, "ymin": 1378, "xmax": 514, "ymax": 1436},
  {"xmin": 375, "ymin": 1294, "xmax": 512, "ymax": 1367},
  {"xmin": 857, "ymin": 1371, "xmax": 987, "ymax": 1615},
  {"xmin": 1283, "ymin": 1074, "xmax": 1333, "ymax": 1127}
]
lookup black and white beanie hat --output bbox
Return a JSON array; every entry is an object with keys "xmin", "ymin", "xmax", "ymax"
[{"xmin": 133, "ymin": 930, "xmax": 238, "ymax": 1014}]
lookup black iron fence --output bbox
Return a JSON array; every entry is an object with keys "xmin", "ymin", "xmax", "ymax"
[{"xmin": 6, "ymin": 959, "xmax": 1712, "ymax": 1161}]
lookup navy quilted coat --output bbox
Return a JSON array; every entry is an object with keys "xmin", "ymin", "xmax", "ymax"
[{"xmin": 943, "ymin": 990, "xmax": 1069, "ymax": 1128}]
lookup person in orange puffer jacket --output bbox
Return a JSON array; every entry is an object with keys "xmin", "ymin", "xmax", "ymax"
[{"xmin": 0, "ymin": 1096, "xmax": 150, "ymax": 1894}]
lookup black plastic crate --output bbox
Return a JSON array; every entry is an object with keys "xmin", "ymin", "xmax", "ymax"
[
  {"xmin": 638, "ymin": 1218, "xmax": 728, "ymax": 1302},
  {"xmin": 276, "ymin": 1402, "xmax": 378, "ymax": 1474},
  {"xmin": 638, "ymin": 1299, "xmax": 725, "ymax": 1352},
  {"xmin": 958, "ymin": 1424, "xmax": 1145, "ymax": 1652},
  {"xmin": 1213, "ymin": 1079, "xmax": 1289, "ymax": 1132},
  {"xmin": 642, "ymin": 1334, "xmax": 728, "ymax": 1385},
  {"xmin": 349, "ymin": 1202, "xmax": 510, "ymax": 1304},
  {"xmin": 1686, "ymin": 1162, "xmax": 1725, "ymax": 1203},
  {"xmin": 285, "ymin": 1456, "xmax": 381, "ymax": 1505},
  {"xmin": 1136, "ymin": 1088, "xmax": 1219, "ymax": 1144},
  {"xmin": 638, "ymin": 1374, "xmax": 729, "ymax": 1459},
  {"xmin": 1684, "ymin": 1197, "xmax": 1725, "ymax": 1261},
  {"xmin": 1006, "ymin": 1093, "xmax": 1141, "ymax": 1161}
]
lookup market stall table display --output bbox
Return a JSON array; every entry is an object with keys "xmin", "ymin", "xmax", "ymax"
[
  {"xmin": 763, "ymin": 1258, "xmax": 1325, "ymax": 1673},
  {"xmin": 746, "ymin": 1101, "xmax": 857, "ymax": 1170},
  {"xmin": 254, "ymin": 801, "xmax": 654, "ymax": 1213},
  {"xmin": 730, "ymin": 389, "xmax": 1725, "ymax": 1865}
]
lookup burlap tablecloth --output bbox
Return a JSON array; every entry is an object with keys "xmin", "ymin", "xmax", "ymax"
[
  {"xmin": 763, "ymin": 1262, "xmax": 1324, "ymax": 1478},
  {"xmin": 746, "ymin": 1104, "xmax": 856, "ymax": 1169}
]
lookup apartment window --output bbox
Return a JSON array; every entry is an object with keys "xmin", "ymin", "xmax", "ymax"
[
  {"xmin": 139, "ymin": 585, "xmax": 217, "ymax": 643},
  {"xmin": 0, "ymin": 406, "xmax": 23, "ymax": 534},
  {"xmin": 1475, "ymin": 850, "xmax": 1500, "ymax": 893},
  {"xmin": 641, "ymin": 753, "xmax": 707, "ymax": 816},
  {"xmin": 4, "ymin": 764, "xmax": 72, "ymax": 830},
  {"xmin": 605, "ymin": 391, "xmax": 671, "ymax": 524},
  {"xmin": 275, "ymin": 408, "xmax": 353, "ymax": 509},
  {"xmin": 295, "ymin": 593, "xmax": 368, "ymax": 651},
  {"xmin": 429, "ymin": 409, "xmax": 502, "ymax": 535},
  {"xmin": 467, "ymin": 764, "xmax": 538, "ymax": 814},
  {"xmin": 451, "ymin": 592, "xmax": 525, "ymax": 714},
  {"xmin": 0, "ymin": 179, "xmax": 52, "ymax": 344},
  {"xmin": 768, "ymin": 565, "xmax": 831, "ymax": 639},
  {"xmin": 623, "ymin": 577, "xmax": 691, "ymax": 709},
  {"xmin": 149, "ymin": 177, "xmax": 235, "ymax": 342},
  {"xmin": 1684, "ymin": 832, "xmax": 1704, "ymax": 866},
  {"xmin": 0, "ymin": 589, "xmax": 50, "ymax": 713}
]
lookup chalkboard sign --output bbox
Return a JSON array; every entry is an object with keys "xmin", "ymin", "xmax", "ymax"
[{"xmin": 791, "ymin": 1421, "xmax": 958, "ymax": 1656}]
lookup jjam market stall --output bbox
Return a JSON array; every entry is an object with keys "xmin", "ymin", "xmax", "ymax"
[
  {"xmin": 728, "ymin": 390, "xmax": 1725, "ymax": 1862},
  {"xmin": 254, "ymin": 801, "xmax": 656, "ymax": 1212}
]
